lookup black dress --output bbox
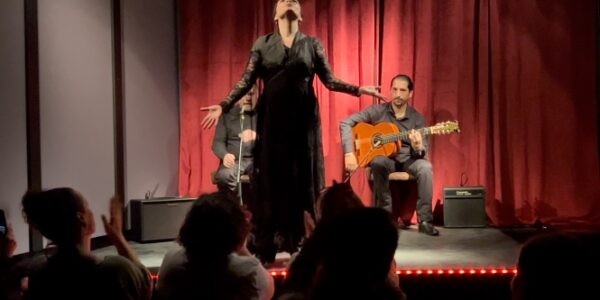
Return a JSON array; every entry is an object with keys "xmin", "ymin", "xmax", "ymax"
[{"xmin": 219, "ymin": 31, "xmax": 360, "ymax": 259}]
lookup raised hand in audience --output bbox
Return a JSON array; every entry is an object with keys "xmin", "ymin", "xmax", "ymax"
[
  {"xmin": 102, "ymin": 196, "xmax": 141, "ymax": 264},
  {"xmin": 0, "ymin": 225, "xmax": 16, "ymax": 259},
  {"xmin": 303, "ymin": 211, "xmax": 316, "ymax": 239}
]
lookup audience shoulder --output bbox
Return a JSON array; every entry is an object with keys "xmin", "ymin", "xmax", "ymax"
[{"xmin": 228, "ymin": 253, "xmax": 262, "ymax": 277}]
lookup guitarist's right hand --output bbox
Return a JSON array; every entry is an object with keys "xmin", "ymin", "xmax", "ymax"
[
  {"xmin": 223, "ymin": 153, "xmax": 236, "ymax": 168},
  {"xmin": 344, "ymin": 152, "xmax": 359, "ymax": 172}
]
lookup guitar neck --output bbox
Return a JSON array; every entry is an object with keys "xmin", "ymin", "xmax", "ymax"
[{"xmin": 382, "ymin": 127, "xmax": 431, "ymax": 144}]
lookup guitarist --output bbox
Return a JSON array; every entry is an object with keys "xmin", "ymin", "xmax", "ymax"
[{"xmin": 340, "ymin": 74, "xmax": 438, "ymax": 236}]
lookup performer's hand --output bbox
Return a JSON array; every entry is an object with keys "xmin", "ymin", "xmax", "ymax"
[
  {"xmin": 0, "ymin": 224, "xmax": 17, "ymax": 258},
  {"xmin": 344, "ymin": 152, "xmax": 359, "ymax": 172},
  {"xmin": 223, "ymin": 153, "xmax": 236, "ymax": 168},
  {"xmin": 408, "ymin": 129, "xmax": 423, "ymax": 151},
  {"xmin": 200, "ymin": 105, "xmax": 223, "ymax": 129},
  {"xmin": 102, "ymin": 196, "xmax": 125, "ymax": 242},
  {"xmin": 359, "ymin": 86, "xmax": 387, "ymax": 101}
]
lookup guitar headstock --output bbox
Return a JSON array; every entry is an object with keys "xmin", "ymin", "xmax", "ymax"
[{"xmin": 430, "ymin": 120, "xmax": 460, "ymax": 135}]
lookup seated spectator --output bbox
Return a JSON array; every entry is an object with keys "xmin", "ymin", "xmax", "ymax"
[
  {"xmin": 308, "ymin": 208, "xmax": 405, "ymax": 300},
  {"xmin": 302, "ymin": 181, "xmax": 365, "ymax": 239},
  {"xmin": 155, "ymin": 192, "xmax": 274, "ymax": 300},
  {"xmin": 0, "ymin": 223, "xmax": 17, "ymax": 300},
  {"xmin": 511, "ymin": 231, "xmax": 599, "ymax": 300},
  {"xmin": 21, "ymin": 188, "xmax": 152, "ymax": 300},
  {"xmin": 283, "ymin": 181, "xmax": 365, "ymax": 296}
]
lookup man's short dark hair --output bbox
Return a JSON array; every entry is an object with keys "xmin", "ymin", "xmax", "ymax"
[{"xmin": 390, "ymin": 74, "xmax": 414, "ymax": 91}]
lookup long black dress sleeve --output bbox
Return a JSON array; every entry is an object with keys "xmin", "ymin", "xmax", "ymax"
[
  {"xmin": 219, "ymin": 41, "xmax": 262, "ymax": 113},
  {"xmin": 312, "ymin": 38, "xmax": 361, "ymax": 96}
]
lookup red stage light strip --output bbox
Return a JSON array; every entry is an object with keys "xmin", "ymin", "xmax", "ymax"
[
  {"xmin": 257, "ymin": 268, "xmax": 517, "ymax": 278},
  {"xmin": 150, "ymin": 268, "xmax": 517, "ymax": 280},
  {"xmin": 396, "ymin": 268, "xmax": 517, "ymax": 276}
]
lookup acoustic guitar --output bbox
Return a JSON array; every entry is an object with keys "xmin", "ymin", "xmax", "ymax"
[{"xmin": 351, "ymin": 121, "xmax": 460, "ymax": 167}]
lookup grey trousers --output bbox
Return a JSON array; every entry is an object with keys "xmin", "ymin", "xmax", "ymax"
[
  {"xmin": 370, "ymin": 156, "xmax": 434, "ymax": 222},
  {"xmin": 214, "ymin": 157, "xmax": 253, "ymax": 192}
]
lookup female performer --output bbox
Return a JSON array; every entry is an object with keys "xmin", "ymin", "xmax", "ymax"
[{"xmin": 201, "ymin": 0, "xmax": 384, "ymax": 263}]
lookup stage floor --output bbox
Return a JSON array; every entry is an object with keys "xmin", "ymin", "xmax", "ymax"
[
  {"xmin": 92, "ymin": 226, "xmax": 536, "ymax": 274},
  {"xmin": 394, "ymin": 226, "xmax": 522, "ymax": 270}
]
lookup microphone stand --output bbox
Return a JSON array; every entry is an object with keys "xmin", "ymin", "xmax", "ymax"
[{"xmin": 236, "ymin": 105, "xmax": 245, "ymax": 206}]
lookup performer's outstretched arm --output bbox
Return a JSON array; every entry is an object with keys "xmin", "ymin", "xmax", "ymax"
[
  {"xmin": 313, "ymin": 38, "xmax": 385, "ymax": 100},
  {"xmin": 201, "ymin": 39, "xmax": 262, "ymax": 129}
]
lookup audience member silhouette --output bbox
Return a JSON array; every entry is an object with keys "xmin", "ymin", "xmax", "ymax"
[
  {"xmin": 281, "ymin": 204, "xmax": 405, "ymax": 300},
  {"xmin": 303, "ymin": 181, "xmax": 365, "ymax": 238},
  {"xmin": 309, "ymin": 208, "xmax": 405, "ymax": 300},
  {"xmin": 21, "ymin": 188, "xmax": 152, "ymax": 300},
  {"xmin": 511, "ymin": 231, "xmax": 599, "ymax": 300},
  {"xmin": 0, "ymin": 223, "xmax": 17, "ymax": 300},
  {"xmin": 155, "ymin": 192, "xmax": 274, "ymax": 300},
  {"xmin": 283, "ymin": 181, "xmax": 364, "ymax": 297}
]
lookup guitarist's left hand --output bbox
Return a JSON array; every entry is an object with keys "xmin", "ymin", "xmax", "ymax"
[{"xmin": 408, "ymin": 129, "xmax": 423, "ymax": 151}]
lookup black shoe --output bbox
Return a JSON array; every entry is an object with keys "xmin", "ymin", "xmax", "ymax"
[
  {"xmin": 418, "ymin": 221, "xmax": 439, "ymax": 236},
  {"xmin": 395, "ymin": 218, "xmax": 408, "ymax": 230}
]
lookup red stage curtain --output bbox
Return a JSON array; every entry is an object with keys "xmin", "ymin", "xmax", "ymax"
[{"xmin": 179, "ymin": 0, "xmax": 599, "ymax": 226}]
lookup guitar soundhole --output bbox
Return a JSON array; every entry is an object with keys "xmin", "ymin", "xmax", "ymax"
[{"xmin": 372, "ymin": 135, "xmax": 383, "ymax": 148}]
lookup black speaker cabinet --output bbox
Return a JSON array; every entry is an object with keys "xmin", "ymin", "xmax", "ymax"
[
  {"xmin": 130, "ymin": 197, "xmax": 195, "ymax": 242},
  {"xmin": 443, "ymin": 187, "xmax": 486, "ymax": 228}
]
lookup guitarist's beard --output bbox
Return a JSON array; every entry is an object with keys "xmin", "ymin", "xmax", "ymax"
[{"xmin": 392, "ymin": 97, "xmax": 408, "ymax": 108}]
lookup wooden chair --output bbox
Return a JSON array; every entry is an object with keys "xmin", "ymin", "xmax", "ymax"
[
  {"xmin": 211, "ymin": 172, "xmax": 254, "ymax": 208},
  {"xmin": 210, "ymin": 172, "xmax": 251, "ymax": 185},
  {"xmin": 366, "ymin": 168, "xmax": 418, "ymax": 225}
]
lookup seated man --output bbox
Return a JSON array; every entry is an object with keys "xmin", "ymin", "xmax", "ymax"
[
  {"xmin": 212, "ymin": 85, "xmax": 258, "ymax": 192},
  {"xmin": 340, "ymin": 74, "xmax": 438, "ymax": 236}
]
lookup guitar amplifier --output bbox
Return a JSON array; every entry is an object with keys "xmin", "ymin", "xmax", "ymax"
[
  {"xmin": 443, "ymin": 186, "xmax": 486, "ymax": 228},
  {"xmin": 130, "ymin": 197, "xmax": 195, "ymax": 242}
]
